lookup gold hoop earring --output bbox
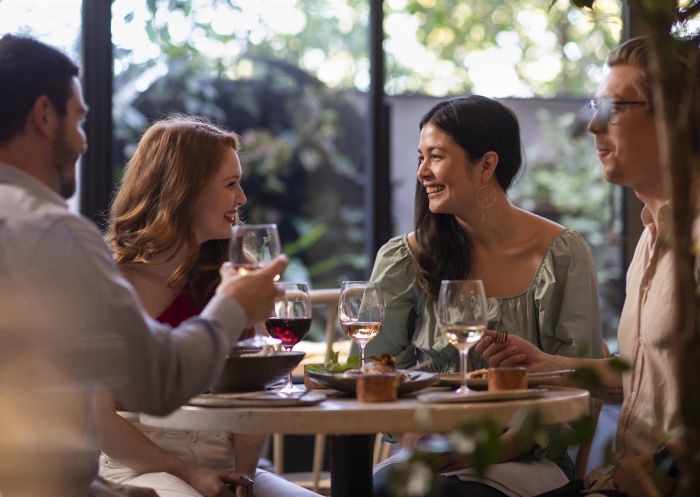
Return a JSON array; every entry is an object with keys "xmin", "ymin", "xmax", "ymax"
[{"xmin": 476, "ymin": 185, "xmax": 497, "ymax": 222}]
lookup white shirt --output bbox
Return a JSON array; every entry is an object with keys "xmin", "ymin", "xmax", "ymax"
[
  {"xmin": 586, "ymin": 203, "xmax": 685, "ymax": 490},
  {"xmin": 0, "ymin": 163, "xmax": 246, "ymax": 496}
]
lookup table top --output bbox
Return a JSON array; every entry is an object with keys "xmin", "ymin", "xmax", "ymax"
[{"xmin": 140, "ymin": 387, "xmax": 590, "ymax": 435}]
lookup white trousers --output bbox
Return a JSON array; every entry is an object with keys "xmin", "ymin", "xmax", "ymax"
[{"xmin": 100, "ymin": 425, "xmax": 320, "ymax": 497}]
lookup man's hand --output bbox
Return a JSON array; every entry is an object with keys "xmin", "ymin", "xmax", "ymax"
[
  {"xmin": 182, "ymin": 466, "xmax": 254, "ymax": 497},
  {"xmin": 614, "ymin": 452, "xmax": 662, "ymax": 497},
  {"xmin": 473, "ymin": 331, "xmax": 555, "ymax": 371},
  {"xmin": 217, "ymin": 255, "xmax": 288, "ymax": 326}
]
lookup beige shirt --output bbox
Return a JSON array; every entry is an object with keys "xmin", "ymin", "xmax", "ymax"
[{"xmin": 586, "ymin": 203, "xmax": 686, "ymax": 490}]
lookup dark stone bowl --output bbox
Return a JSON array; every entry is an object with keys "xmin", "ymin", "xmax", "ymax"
[{"xmin": 211, "ymin": 350, "xmax": 306, "ymax": 393}]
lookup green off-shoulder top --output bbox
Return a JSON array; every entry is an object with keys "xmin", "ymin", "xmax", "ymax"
[{"xmin": 364, "ymin": 230, "xmax": 604, "ymax": 371}]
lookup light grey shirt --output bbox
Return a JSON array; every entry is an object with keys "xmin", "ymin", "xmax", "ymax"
[
  {"xmin": 0, "ymin": 163, "xmax": 245, "ymax": 495},
  {"xmin": 366, "ymin": 232, "xmax": 604, "ymax": 371}
]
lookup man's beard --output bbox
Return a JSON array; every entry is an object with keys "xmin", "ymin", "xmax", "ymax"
[{"xmin": 52, "ymin": 124, "xmax": 79, "ymax": 199}]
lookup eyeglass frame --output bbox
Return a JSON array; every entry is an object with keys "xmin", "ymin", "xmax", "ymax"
[{"xmin": 587, "ymin": 97, "xmax": 648, "ymax": 130}]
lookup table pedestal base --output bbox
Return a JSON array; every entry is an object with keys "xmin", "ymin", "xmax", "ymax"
[{"xmin": 329, "ymin": 434, "xmax": 374, "ymax": 497}]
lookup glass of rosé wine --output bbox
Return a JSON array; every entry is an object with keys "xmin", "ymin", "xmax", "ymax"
[{"xmin": 338, "ymin": 281, "xmax": 385, "ymax": 366}]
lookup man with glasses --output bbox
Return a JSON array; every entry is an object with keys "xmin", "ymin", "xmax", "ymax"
[
  {"xmin": 476, "ymin": 36, "xmax": 692, "ymax": 497},
  {"xmin": 0, "ymin": 34, "xmax": 287, "ymax": 496}
]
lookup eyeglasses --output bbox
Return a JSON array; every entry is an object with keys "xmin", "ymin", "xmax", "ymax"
[{"xmin": 587, "ymin": 97, "xmax": 647, "ymax": 128}]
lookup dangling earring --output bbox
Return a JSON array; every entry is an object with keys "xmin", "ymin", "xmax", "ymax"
[{"xmin": 476, "ymin": 185, "xmax": 497, "ymax": 222}]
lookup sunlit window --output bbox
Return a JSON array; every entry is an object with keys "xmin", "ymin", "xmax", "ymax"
[{"xmin": 0, "ymin": 0, "xmax": 83, "ymax": 212}]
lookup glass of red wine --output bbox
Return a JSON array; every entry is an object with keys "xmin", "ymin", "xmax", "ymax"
[
  {"xmin": 230, "ymin": 223, "xmax": 283, "ymax": 347},
  {"xmin": 265, "ymin": 282, "xmax": 312, "ymax": 393}
]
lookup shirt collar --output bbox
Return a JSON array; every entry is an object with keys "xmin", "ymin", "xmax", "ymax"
[
  {"xmin": 640, "ymin": 201, "xmax": 672, "ymax": 244},
  {"xmin": 0, "ymin": 162, "xmax": 68, "ymax": 208}
]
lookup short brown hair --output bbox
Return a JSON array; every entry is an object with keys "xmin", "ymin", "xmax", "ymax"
[
  {"xmin": 607, "ymin": 37, "xmax": 654, "ymax": 109},
  {"xmin": 0, "ymin": 35, "xmax": 79, "ymax": 144},
  {"xmin": 108, "ymin": 115, "xmax": 240, "ymax": 293}
]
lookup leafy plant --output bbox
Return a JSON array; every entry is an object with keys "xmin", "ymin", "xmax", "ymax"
[{"xmin": 307, "ymin": 349, "xmax": 360, "ymax": 373}]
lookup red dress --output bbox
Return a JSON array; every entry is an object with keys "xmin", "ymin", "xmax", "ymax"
[{"xmin": 157, "ymin": 292, "xmax": 203, "ymax": 326}]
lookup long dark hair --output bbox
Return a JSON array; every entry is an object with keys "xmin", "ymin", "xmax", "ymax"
[{"xmin": 414, "ymin": 95, "xmax": 523, "ymax": 298}]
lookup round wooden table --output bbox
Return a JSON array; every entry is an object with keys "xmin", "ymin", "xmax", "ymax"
[{"xmin": 141, "ymin": 387, "xmax": 590, "ymax": 497}]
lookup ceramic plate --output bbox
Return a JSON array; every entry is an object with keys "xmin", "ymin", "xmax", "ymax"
[
  {"xmin": 439, "ymin": 370, "xmax": 575, "ymax": 390},
  {"xmin": 418, "ymin": 388, "xmax": 547, "ymax": 404},
  {"xmin": 188, "ymin": 391, "xmax": 326, "ymax": 408},
  {"xmin": 306, "ymin": 370, "xmax": 438, "ymax": 396}
]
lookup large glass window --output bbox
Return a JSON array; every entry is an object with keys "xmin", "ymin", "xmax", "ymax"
[
  {"xmin": 112, "ymin": 0, "xmax": 369, "ymax": 339},
  {"xmin": 0, "ymin": 0, "xmax": 83, "ymax": 211}
]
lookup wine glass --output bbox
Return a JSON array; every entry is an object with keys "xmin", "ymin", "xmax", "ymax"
[
  {"xmin": 437, "ymin": 280, "xmax": 488, "ymax": 395},
  {"xmin": 265, "ymin": 282, "xmax": 312, "ymax": 393},
  {"xmin": 229, "ymin": 224, "xmax": 282, "ymax": 347},
  {"xmin": 338, "ymin": 281, "xmax": 385, "ymax": 366}
]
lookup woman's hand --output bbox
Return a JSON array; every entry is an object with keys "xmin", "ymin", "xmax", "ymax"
[
  {"xmin": 181, "ymin": 465, "xmax": 253, "ymax": 497},
  {"xmin": 474, "ymin": 331, "xmax": 554, "ymax": 371}
]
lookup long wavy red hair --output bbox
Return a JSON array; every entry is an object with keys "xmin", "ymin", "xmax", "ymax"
[{"xmin": 107, "ymin": 115, "xmax": 240, "ymax": 302}]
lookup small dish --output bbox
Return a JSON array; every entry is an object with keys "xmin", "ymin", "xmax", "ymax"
[
  {"xmin": 418, "ymin": 388, "xmax": 547, "ymax": 404},
  {"xmin": 188, "ymin": 390, "xmax": 326, "ymax": 408}
]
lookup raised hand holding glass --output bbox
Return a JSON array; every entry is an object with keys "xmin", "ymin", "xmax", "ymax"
[{"xmin": 229, "ymin": 224, "xmax": 282, "ymax": 347}]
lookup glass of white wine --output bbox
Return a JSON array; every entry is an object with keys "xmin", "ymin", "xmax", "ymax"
[
  {"xmin": 338, "ymin": 281, "xmax": 385, "ymax": 366},
  {"xmin": 229, "ymin": 224, "xmax": 282, "ymax": 347},
  {"xmin": 437, "ymin": 279, "xmax": 488, "ymax": 395}
]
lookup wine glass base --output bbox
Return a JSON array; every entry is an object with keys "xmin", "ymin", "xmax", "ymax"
[
  {"xmin": 454, "ymin": 386, "xmax": 472, "ymax": 395},
  {"xmin": 238, "ymin": 335, "xmax": 282, "ymax": 348},
  {"xmin": 278, "ymin": 383, "xmax": 306, "ymax": 394}
]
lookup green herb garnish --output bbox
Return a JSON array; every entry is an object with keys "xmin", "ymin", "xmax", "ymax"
[{"xmin": 308, "ymin": 350, "xmax": 360, "ymax": 374}]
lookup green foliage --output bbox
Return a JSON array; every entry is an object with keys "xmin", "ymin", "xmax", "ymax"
[
  {"xmin": 390, "ymin": 408, "xmax": 599, "ymax": 497},
  {"xmin": 607, "ymin": 356, "xmax": 631, "ymax": 373},
  {"xmin": 392, "ymin": 0, "xmax": 620, "ymax": 96},
  {"xmin": 570, "ymin": 367, "xmax": 604, "ymax": 389},
  {"xmin": 307, "ymin": 349, "xmax": 360, "ymax": 373}
]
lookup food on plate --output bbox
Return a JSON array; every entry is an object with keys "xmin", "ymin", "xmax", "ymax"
[
  {"xmin": 487, "ymin": 367, "xmax": 527, "ymax": 391},
  {"xmin": 466, "ymin": 368, "xmax": 489, "ymax": 379},
  {"xmin": 361, "ymin": 353, "xmax": 396, "ymax": 374},
  {"xmin": 357, "ymin": 372, "xmax": 400, "ymax": 402}
]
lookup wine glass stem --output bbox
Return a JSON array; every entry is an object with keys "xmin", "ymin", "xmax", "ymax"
[
  {"xmin": 359, "ymin": 343, "xmax": 366, "ymax": 366},
  {"xmin": 460, "ymin": 347, "xmax": 469, "ymax": 393},
  {"xmin": 254, "ymin": 321, "xmax": 264, "ymax": 337},
  {"xmin": 284, "ymin": 345, "xmax": 293, "ymax": 389}
]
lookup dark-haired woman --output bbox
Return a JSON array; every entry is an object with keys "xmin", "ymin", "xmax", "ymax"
[{"xmin": 368, "ymin": 96, "xmax": 603, "ymax": 497}]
